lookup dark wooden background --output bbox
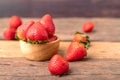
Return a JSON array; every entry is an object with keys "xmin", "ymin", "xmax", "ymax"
[{"xmin": 0, "ymin": 0, "xmax": 120, "ymax": 18}]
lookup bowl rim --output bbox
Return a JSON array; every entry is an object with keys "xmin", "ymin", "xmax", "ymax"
[{"xmin": 20, "ymin": 38, "xmax": 60, "ymax": 45}]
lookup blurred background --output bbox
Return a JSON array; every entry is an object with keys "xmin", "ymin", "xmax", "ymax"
[{"xmin": 0, "ymin": 0, "xmax": 120, "ymax": 18}]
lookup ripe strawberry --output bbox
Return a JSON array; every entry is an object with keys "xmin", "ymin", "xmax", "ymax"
[
  {"xmin": 9, "ymin": 15, "xmax": 22, "ymax": 29},
  {"xmin": 16, "ymin": 20, "xmax": 34, "ymax": 41},
  {"xmin": 73, "ymin": 32, "xmax": 90, "ymax": 49},
  {"xmin": 73, "ymin": 32, "xmax": 88, "ymax": 42},
  {"xmin": 3, "ymin": 28, "xmax": 16, "ymax": 40},
  {"xmin": 48, "ymin": 54, "xmax": 69, "ymax": 75},
  {"xmin": 40, "ymin": 14, "xmax": 55, "ymax": 36},
  {"xmin": 26, "ymin": 22, "xmax": 48, "ymax": 41},
  {"xmin": 48, "ymin": 35, "xmax": 57, "ymax": 42},
  {"xmin": 66, "ymin": 42, "xmax": 87, "ymax": 61},
  {"xmin": 82, "ymin": 22, "xmax": 94, "ymax": 33}
]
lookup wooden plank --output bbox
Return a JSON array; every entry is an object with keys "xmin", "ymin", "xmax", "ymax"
[
  {"xmin": 0, "ymin": 58, "xmax": 120, "ymax": 80},
  {"xmin": 0, "ymin": 18, "xmax": 120, "ymax": 41},
  {"xmin": 0, "ymin": 41, "xmax": 120, "ymax": 59},
  {"xmin": 0, "ymin": 58, "xmax": 120, "ymax": 75},
  {"xmin": 0, "ymin": 41, "xmax": 120, "ymax": 79},
  {"xmin": 0, "ymin": 75, "xmax": 120, "ymax": 80},
  {"xmin": 0, "ymin": 41, "xmax": 22, "ymax": 57}
]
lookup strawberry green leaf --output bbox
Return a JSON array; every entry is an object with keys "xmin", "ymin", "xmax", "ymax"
[
  {"xmin": 80, "ymin": 40, "xmax": 90, "ymax": 49},
  {"xmin": 75, "ymin": 31, "xmax": 90, "ymax": 49},
  {"xmin": 75, "ymin": 32, "xmax": 83, "ymax": 35},
  {"xmin": 27, "ymin": 40, "xmax": 48, "ymax": 44},
  {"xmin": 15, "ymin": 34, "xmax": 26, "ymax": 41},
  {"xmin": 75, "ymin": 31, "xmax": 89, "ymax": 38},
  {"xmin": 15, "ymin": 34, "xmax": 19, "ymax": 40}
]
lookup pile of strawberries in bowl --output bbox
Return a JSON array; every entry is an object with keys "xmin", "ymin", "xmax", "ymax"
[
  {"xmin": 16, "ymin": 14, "xmax": 60, "ymax": 61},
  {"xmin": 2, "ymin": 14, "xmax": 60, "ymax": 61}
]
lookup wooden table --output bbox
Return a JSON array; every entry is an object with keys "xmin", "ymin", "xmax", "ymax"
[
  {"xmin": 0, "ymin": 41, "xmax": 120, "ymax": 80},
  {"xmin": 0, "ymin": 18, "xmax": 120, "ymax": 80}
]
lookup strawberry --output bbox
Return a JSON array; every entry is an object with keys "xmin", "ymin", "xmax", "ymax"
[
  {"xmin": 9, "ymin": 15, "xmax": 22, "ymax": 29},
  {"xmin": 26, "ymin": 22, "xmax": 48, "ymax": 43},
  {"xmin": 73, "ymin": 32, "xmax": 90, "ymax": 49},
  {"xmin": 66, "ymin": 42, "xmax": 87, "ymax": 61},
  {"xmin": 16, "ymin": 20, "xmax": 34, "ymax": 41},
  {"xmin": 40, "ymin": 14, "xmax": 55, "ymax": 36},
  {"xmin": 3, "ymin": 28, "xmax": 16, "ymax": 40},
  {"xmin": 73, "ymin": 32, "xmax": 88, "ymax": 42},
  {"xmin": 48, "ymin": 54, "xmax": 69, "ymax": 75},
  {"xmin": 48, "ymin": 35, "xmax": 57, "ymax": 42},
  {"xmin": 82, "ymin": 22, "xmax": 94, "ymax": 33}
]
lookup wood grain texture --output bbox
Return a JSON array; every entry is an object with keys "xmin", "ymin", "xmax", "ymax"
[
  {"xmin": 0, "ymin": 58, "xmax": 120, "ymax": 80},
  {"xmin": 0, "ymin": 41, "xmax": 120, "ymax": 79},
  {"xmin": 0, "ymin": 58, "xmax": 120, "ymax": 75},
  {"xmin": 0, "ymin": 41, "xmax": 120, "ymax": 59},
  {"xmin": 0, "ymin": 18, "xmax": 120, "ymax": 41}
]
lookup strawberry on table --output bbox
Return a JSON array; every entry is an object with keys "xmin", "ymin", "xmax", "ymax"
[
  {"xmin": 16, "ymin": 20, "xmax": 34, "ymax": 41},
  {"xmin": 40, "ymin": 14, "xmax": 55, "ymax": 37},
  {"xmin": 48, "ymin": 54, "xmax": 69, "ymax": 75},
  {"xmin": 26, "ymin": 22, "xmax": 48, "ymax": 43},
  {"xmin": 73, "ymin": 32, "xmax": 90, "ymax": 49},
  {"xmin": 66, "ymin": 42, "xmax": 87, "ymax": 61},
  {"xmin": 73, "ymin": 32, "xmax": 88, "ymax": 42},
  {"xmin": 82, "ymin": 22, "xmax": 94, "ymax": 33},
  {"xmin": 9, "ymin": 15, "xmax": 22, "ymax": 29},
  {"xmin": 3, "ymin": 28, "xmax": 16, "ymax": 40}
]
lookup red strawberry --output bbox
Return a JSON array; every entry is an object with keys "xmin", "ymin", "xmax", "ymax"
[
  {"xmin": 82, "ymin": 22, "xmax": 94, "ymax": 33},
  {"xmin": 40, "ymin": 14, "xmax": 55, "ymax": 36},
  {"xmin": 48, "ymin": 35, "xmax": 57, "ymax": 42},
  {"xmin": 73, "ymin": 32, "xmax": 88, "ymax": 42},
  {"xmin": 66, "ymin": 42, "xmax": 87, "ymax": 61},
  {"xmin": 48, "ymin": 54, "xmax": 69, "ymax": 75},
  {"xmin": 73, "ymin": 32, "xmax": 90, "ymax": 49},
  {"xmin": 3, "ymin": 28, "xmax": 16, "ymax": 40},
  {"xmin": 9, "ymin": 15, "xmax": 22, "ymax": 29},
  {"xmin": 17, "ymin": 20, "xmax": 34, "ymax": 40},
  {"xmin": 26, "ymin": 22, "xmax": 48, "ymax": 41}
]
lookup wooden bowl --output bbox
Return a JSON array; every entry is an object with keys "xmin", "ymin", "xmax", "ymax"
[{"xmin": 19, "ymin": 38, "xmax": 60, "ymax": 61}]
